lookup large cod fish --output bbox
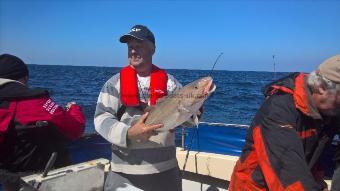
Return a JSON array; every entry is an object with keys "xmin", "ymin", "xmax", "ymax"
[{"xmin": 145, "ymin": 76, "xmax": 216, "ymax": 132}]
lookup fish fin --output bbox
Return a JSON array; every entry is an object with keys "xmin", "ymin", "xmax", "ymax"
[
  {"xmin": 178, "ymin": 104, "xmax": 191, "ymax": 113},
  {"xmin": 193, "ymin": 114, "xmax": 199, "ymax": 127},
  {"xmin": 181, "ymin": 114, "xmax": 199, "ymax": 128}
]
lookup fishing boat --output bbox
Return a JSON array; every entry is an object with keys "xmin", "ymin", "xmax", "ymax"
[{"xmin": 10, "ymin": 122, "xmax": 334, "ymax": 190}]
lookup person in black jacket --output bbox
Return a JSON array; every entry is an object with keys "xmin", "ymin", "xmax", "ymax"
[{"xmin": 229, "ymin": 55, "xmax": 340, "ymax": 191}]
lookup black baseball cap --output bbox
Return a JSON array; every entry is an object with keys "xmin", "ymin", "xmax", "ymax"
[
  {"xmin": 0, "ymin": 54, "xmax": 29, "ymax": 80},
  {"xmin": 119, "ymin": 25, "xmax": 155, "ymax": 45}
]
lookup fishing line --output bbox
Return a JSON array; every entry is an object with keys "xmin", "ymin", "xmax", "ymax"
[
  {"xmin": 208, "ymin": 52, "xmax": 223, "ymax": 76},
  {"xmin": 195, "ymin": 127, "xmax": 203, "ymax": 191},
  {"xmin": 181, "ymin": 127, "xmax": 198, "ymax": 174},
  {"xmin": 182, "ymin": 53, "xmax": 222, "ymax": 177}
]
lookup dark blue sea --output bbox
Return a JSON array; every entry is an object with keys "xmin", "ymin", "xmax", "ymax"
[{"xmin": 27, "ymin": 64, "xmax": 289, "ymax": 134}]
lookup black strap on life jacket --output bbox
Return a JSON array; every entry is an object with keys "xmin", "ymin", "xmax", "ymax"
[
  {"xmin": 14, "ymin": 120, "xmax": 49, "ymax": 131},
  {"xmin": 116, "ymin": 104, "xmax": 147, "ymax": 121},
  {"xmin": 0, "ymin": 99, "xmax": 9, "ymax": 109},
  {"xmin": 116, "ymin": 105, "xmax": 126, "ymax": 121}
]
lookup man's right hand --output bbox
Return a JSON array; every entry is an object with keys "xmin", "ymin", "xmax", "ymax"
[{"xmin": 127, "ymin": 112, "xmax": 163, "ymax": 142}]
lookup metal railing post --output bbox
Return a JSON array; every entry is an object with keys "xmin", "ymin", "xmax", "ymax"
[{"xmin": 181, "ymin": 127, "xmax": 186, "ymax": 151}]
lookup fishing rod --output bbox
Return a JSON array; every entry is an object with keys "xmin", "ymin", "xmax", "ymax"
[
  {"xmin": 208, "ymin": 52, "xmax": 223, "ymax": 76},
  {"xmin": 182, "ymin": 52, "xmax": 224, "ymax": 176},
  {"xmin": 272, "ymin": 54, "xmax": 276, "ymax": 80},
  {"xmin": 182, "ymin": 52, "xmax": 223, "ymax": 176}
]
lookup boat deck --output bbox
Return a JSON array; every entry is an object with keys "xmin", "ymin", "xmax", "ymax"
[{"xmin": 20, "ymin": 150, "xmax": 333, "ymax": 191}]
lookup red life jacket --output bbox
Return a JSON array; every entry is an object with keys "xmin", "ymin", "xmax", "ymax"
[
  {"xmin": 120, "ymin": 65, "xmax": 167, "ymax": 106},
  {"xmin": 0, "ymin": 101, "xmax": 15, "ymax": 144}
]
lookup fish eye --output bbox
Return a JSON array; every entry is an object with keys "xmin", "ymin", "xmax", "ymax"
[{"xmin": 194, "ymin": 86, "xmax": 198, "ymax": 89}]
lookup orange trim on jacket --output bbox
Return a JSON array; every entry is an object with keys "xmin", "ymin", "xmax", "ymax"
[
  {"xmin": 229, "ymin": 126, "xmax": 305, "ymax": 191},
  {"xmin": 253, "ymin": 127, "xmax": 304, "ymax": 191},
  {"xmin": 270, "ymin": 85, "xmax": 294, "ymax": 95},
  {"xmin": 253, "ymin": 127, "xmax": 285, "ymax": 190},
  {"xmin": 293, "ymin": 74, "xmax": 310, "ymax": 116},
  {"xmin": 298, "ymin": 129, "xmax": 317, "ymax": 139},
  {"xmin": 229, "ymin": 149, "xmax": 266, "ymax": 191}
]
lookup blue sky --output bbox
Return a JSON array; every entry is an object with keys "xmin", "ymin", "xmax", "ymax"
[{"xmin": 0, "ymin": 0, "xmax": 339, "ymax": 72}]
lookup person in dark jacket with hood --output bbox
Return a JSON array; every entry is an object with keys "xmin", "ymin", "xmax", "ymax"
[
  {"xmin": 0, "ymin": 54, "xmax": 85, "ymax": 190},
  {"xmin": 229, "ymin": 55, "xmax": 340, "ymax": 191}
]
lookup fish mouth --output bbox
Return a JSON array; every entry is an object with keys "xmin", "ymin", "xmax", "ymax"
[{"xmin": 203, "ymin": 78, "xmax": 216, "ymax": 96}]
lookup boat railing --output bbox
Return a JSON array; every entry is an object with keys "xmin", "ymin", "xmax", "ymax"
[{"xmin": 199, "ymin": 122, "xmax": 249, "ymax": 129}]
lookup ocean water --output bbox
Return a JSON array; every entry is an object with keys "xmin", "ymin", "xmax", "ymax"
[{"xmin": 28, "ymin": 64, "xmax": 289, "ymax": 134}]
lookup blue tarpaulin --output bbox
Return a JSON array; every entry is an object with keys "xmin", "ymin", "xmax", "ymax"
[{"xmin": 178, "ymin": 124, "xmax": 247, "ymax": 156}]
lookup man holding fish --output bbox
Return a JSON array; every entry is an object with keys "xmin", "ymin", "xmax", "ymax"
[{"xmin": 94, "ymin": 25, "xmax": 215, "ymax": 191}]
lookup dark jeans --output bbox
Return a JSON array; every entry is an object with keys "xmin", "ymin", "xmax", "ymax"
[
  {"xmin": 331, "ymin": 165, "xmax": 340, "ymax": 191},
  {"xmin": 105, "ymin": 167, "xmax": 182, "ymax": 191}
]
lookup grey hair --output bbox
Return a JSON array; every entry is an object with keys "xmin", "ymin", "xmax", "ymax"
[{"xmin": 307, "ymin": 71, "xmax": 340, "ymax": 93}]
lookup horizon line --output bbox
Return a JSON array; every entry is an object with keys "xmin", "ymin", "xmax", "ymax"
[{"xmin": 27, "ymin": 63, "xmax": 295, "ymax": 73}]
